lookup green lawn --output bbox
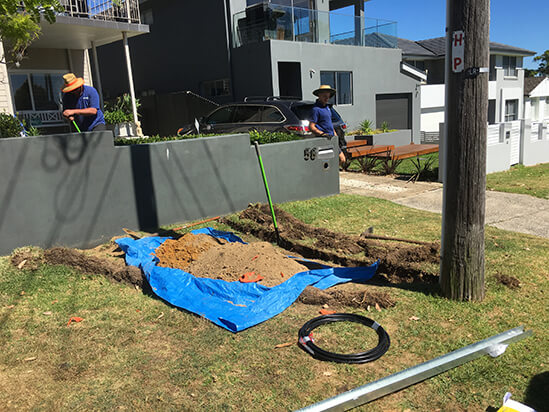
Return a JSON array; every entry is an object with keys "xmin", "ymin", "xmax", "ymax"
[
  {"xmin": 1, "ymin": 194, "xmax": 547, "ymax": 411},
  {"xmin": 487, "ymin": 163, "xmax": 549, "ymax": 199}
]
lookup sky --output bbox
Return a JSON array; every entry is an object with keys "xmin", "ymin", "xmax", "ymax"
[{"xmin": 351, "ymin": 0, "xmax": 549, "ymax": 69}]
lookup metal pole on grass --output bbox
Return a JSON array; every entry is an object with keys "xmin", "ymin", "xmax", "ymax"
[{"xmin": 254, "ymin": 141, "xmax": 280, "ymax": 244}]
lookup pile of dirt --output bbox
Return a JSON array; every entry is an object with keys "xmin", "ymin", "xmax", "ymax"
[
  {"xmin": 10, "ymin": 246, "xmax": 45, "ymax": 271},
  {"xmin": 155, "ymin": 233, "xmax": 223, "ymax": 269},
  {"xmin": 495, "ymin": 273, "xmax": 521, "ymax": 289},
  {"xmin": 298, "ymin": 285, "xmax": 395, "ymax": 310},
  {"xmin": 222, "ymin": 204, "xmax": 441, "ymax": 284},
  {"xmin": 44, "ymin": 247, "xmax": 144, "ymax": 287},
  {"xmin": 155, "ymin": 234, "xmax": 309, "ymax": 287}
]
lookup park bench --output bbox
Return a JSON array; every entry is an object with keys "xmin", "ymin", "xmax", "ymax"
[
  {"xmin": 368, "ymin": 143, "xmax": 439, "ymax": 181},
  {"xmin": 342, "ymin": 140, "xmax": 395, "ymax": 171}
]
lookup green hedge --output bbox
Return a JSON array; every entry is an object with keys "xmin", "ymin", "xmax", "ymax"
[{"xmin": 114, "ymin": 130, "xmax": 303, "ymax": 146}]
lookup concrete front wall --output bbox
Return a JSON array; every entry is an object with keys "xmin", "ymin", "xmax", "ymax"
[
  {"xmin": 0, "ymin": 132, "xmax": 338, "ymax": 255},
  {"xmin": 266, "ymin": 40, "xmax": 421, "ymax": 142},
  {"xmin": 369, "ymin": 130, "xmax": 412, "ymax": 146},
  {"xmin": 522, "ymin": 119, "xmax": 549, "ymax": 166},
  {"xmin": 97, "ymin": 0, "xmax": 232, "ymax": 102}
]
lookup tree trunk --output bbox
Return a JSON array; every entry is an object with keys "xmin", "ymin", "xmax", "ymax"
[{"xmin": 440, "ymin": 0, "xmax": 490, "ymax": 301}]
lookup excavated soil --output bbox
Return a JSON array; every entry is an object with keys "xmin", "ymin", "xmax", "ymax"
[
  {"xmin": 155, "ymin": 233, "xmax": 224, "ymax": 269},
  {"xmin": 298, "ymin": 285, "xmax": 395, "ymax": 309},
  {"xmin": 222, "ymin": 204, "xmax": 441, "ymax": 284},
  {"xmin": 156, "ymin": 234, "xmax": 309, "ymax": 287},
  {"xmin": 495, "ymin": 273, "xmax": 521, "ymax": 289}
]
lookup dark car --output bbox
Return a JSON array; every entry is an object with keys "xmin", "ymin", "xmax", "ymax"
[{"xmin": 177, "ymin": 97, "xmax": 347, "ymax": 143}]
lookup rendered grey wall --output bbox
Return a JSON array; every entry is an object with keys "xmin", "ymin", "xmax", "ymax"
[
  {"xmin": 266, "ymin": 40, "xmax": 421, "ymax": 142},
  {"xmin": 0, "ymin": 133, "xmax": 338, "ymax": 255},
  {"xmin": 370, "ymin": 130, "xmax": 412, "ymax": 146}
]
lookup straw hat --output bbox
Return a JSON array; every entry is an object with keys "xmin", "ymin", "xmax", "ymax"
[
  {"xmin": 313, "ymin": 85, "xmax": 336, "ymax": 97},
  {"xmin": 61, "ymin": 73, "xmax": 84, "ymax": 93}
]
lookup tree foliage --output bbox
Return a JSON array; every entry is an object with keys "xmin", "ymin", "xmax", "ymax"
[
  {"xmin": 533, "ymin": 50, "xmax": 549, "ymax": 76},
  {"xmin": 0, "ymin": 0, "xmax": 63, "ymax": 63}
]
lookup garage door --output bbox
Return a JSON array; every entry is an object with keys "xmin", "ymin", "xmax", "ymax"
[{"xmin": 376, "ymin": 93, "xmax": 412, "ymax": 130}]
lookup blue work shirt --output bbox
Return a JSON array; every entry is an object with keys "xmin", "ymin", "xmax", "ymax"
[
  {"xmin": 62, "ymin": 85, "xmax": 105, "ymax": 132},
  {"xmin": 310, "ymin": 100, "xmax": 334, "ymax": 136}
]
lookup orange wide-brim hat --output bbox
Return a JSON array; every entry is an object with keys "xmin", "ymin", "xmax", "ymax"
[{"xmin": 61, "ymin": 73, "xmax": 84, "ymax": 93}]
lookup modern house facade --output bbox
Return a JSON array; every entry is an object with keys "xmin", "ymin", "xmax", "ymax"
[
  {"xmin": 0, "ymin": 0, "xmax": 149, "ymax": 131},
  {"xmin": 97, "ymin": 0, "xmax": 425, "ymax": 141},
  {"xmin": 399, "ymin": 36, "xmax": 549, "ymax": 174}
]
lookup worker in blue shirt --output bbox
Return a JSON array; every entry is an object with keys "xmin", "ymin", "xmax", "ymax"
[
  {"xmin": 61, "ymin": 73, "xmax": 106, "ymax": 132},
  {"xmin": 309, "ymin": 85, "xmax": 346, "ymax": 165}
]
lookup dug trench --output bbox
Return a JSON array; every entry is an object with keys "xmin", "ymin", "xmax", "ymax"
[
  {"xmin": 9, "ymin": 205, "xmax": 439, "ymax": 311},
  {"xmin": 221, "ymin": 204, "xmax": 441, "ymax": 286}
]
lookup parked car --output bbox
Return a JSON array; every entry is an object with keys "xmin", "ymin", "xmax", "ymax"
[{"xmin": 177, "ymin": 97, "xmax": 347, "ymax": 142}]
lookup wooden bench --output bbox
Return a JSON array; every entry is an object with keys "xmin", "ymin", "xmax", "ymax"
[
  {"xmin": 369, "ymin": 143, "xmax": 439, "ymax": 180},
  {"xmin": 342, "ymin": 141, "xmax": 395, "ymax": 171}
]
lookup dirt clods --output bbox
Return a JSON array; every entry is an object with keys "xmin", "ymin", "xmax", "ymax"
[
  {"xmin": 10, "ymin": 247, "xmax": 45, "ymax": 271},
  {"xmin": 155, "ymin": 234, "xmax": 309, "ymax": 287},
  {"xmin": 223, "ymin": 204, "xmax": 441, "ymax": 285},
  {"xmin": 495, "ymin": 273, "xmax": 521, "ymax": 289},
  {"xmin": 298, "ymin": 286, "xmax": 395, "ymax": 310}
]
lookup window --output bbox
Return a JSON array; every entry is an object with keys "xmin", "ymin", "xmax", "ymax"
[
  {"xmin": 505, "ymin": 99, "xmax": 519, "ymax": 122},
  {"xmin": 206, "ymin": 106, "xmax": 235, "ymax": 124},
  {"xmin": 203, "ymin": 79, "xmax": 230, "ymax": 97},
  {"xmin": 320, "ymin": 71, "xmax": 353, "ymax": 105},
  {"xmin": 233, "ymin": 105, "xmax": 262, "ymax": 122},
  {"xmin": 503, "ymin": 56, "xmax": 517, "ymax": 77},
  {"xmin": 262, "ymin": 106, "xmax": 285, "ymax": 122},
  {"xmin": 9, "ymin": 72, "xmax": 64, "ymax": 112}
]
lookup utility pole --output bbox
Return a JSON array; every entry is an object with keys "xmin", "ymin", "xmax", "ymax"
[{"xmin": 440, "ymin": 0, "xmax": 490, "ymax": 301}]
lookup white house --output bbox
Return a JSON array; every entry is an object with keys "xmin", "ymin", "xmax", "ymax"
[{"xmin": 524, "ymin": 76, "xmax": 549, "ymax": 123}]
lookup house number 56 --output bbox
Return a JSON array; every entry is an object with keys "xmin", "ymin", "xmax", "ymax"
[{"xmin": 304, "ymin": 148, "xmax": 317, "ymax": 161}]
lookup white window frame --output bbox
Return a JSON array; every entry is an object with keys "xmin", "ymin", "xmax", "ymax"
[
  {"xmin": 8, "ymin": 69, "xmax": 66, "ymax": 113},
  {"xmin": 319, "ymin": 70, "xmax": 354, "ymax": 106},
  {"xmin": 504, "ymin": 99, "xmax": 519, "ymax": 122}
]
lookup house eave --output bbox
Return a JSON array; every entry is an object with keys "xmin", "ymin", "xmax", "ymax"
[{"xmin": 32, "ymin": 15, "xmax": 149, "ymax": 49}]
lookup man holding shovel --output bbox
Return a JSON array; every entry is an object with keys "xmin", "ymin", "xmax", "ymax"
[
  {"xmin": 61, "ymin": 73, "xmax": 106, "ymax": 132},
  {"xmin": 309, "ymin": 85, "xmax": 346, "ymax": 165}
]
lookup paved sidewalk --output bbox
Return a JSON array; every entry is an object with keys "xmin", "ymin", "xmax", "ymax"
[{"xmin": 340, "ymin": 172, "xmax": 549, "ymax": 238}]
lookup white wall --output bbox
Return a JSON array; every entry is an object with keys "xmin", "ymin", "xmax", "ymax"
[{"xmin": 0, "ymin": 41, "xmax": 14, "ymax": 115}]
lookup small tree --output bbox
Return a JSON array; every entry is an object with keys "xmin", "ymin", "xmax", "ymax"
[
  {"xmin": 0, "ymin": 0, "xmax": 63, "ymax": 64},
  {"xmin": 533, "ymin": 50, "xmax": 549, "ymax": 77}
]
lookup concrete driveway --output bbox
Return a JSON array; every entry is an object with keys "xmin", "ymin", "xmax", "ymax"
[{"xmin": 340, "ymin": 172, "xmax": 549, "ymax": 239}]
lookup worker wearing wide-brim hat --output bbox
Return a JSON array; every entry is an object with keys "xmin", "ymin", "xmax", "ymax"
[
  {"xmin": 309, "ymin": 85, "xmax": 346, "ymax": 164},
  {"xmin": 61, "ymin": 73, "xmax": 106, "ymax": 132}
]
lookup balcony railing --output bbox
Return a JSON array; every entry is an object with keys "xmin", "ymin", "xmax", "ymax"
[
  {"xmin": 58, "ymin": 0, "xmax": 141, "ymax": 24},
  {"xmin": 233, "ymin": 3, "xmax": 397, "ymax": 49}
]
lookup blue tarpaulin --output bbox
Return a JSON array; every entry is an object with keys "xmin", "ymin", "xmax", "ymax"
[{"xmin": 116, "ymin": 228, "xmax": 378, "ymax": 332}]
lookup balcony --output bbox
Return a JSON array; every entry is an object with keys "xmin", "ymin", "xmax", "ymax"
[
  {"xmin": 58, "ymin": 0, "xmax": 141, "ymax": 24},
  {"xmin": 233, "ymin": 3, "xmax": 397, "ymax": 49}
]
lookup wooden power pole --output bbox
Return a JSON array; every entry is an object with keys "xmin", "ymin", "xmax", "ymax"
[{"xmin": 440, "ymin": 0, "xmax": 490, "ymax": 301}]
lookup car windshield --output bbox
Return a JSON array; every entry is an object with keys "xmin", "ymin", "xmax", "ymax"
[{"xmin": 291, "ymin": 104, "xmax": 342, "ymax": 124}]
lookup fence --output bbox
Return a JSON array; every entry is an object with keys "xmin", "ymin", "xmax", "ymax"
[
  {"xmin": 58, "ymin": 0, "xmax": 141, "ymax": 24},
  {"xmin": 0, "ymin": 132, "xmax": 338, "ymax": 254}
]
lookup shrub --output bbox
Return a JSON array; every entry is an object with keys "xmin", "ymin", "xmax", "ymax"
[
  {"xmin": 0, "ymin": 113, "xmax": 24, "ymax": 138},
  {"xmin": 359, "ymin": 119, "xmax": 373, "ymax": 134},
  {"xmin": 381, "ymin": 121, "xmax": 390, "ymax": 133},
  {"xmin": 104, "ymin": 94, "xmax": 140, "ymax": 124}
]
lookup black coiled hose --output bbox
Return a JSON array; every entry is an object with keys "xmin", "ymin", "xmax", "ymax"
[{"xmin": 298, "ymin": 313, "xmax": 390, "ymax": 364}]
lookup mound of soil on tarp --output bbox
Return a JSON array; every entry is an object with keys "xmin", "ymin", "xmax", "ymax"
[
  {"xmin": 222, "ymin": 204, "xmax": 441, "ymax": 285},
  {"xmin": 155, "ymin": 234, "xmax": 309, "ymax": 287},
  {"xmin": 155, "ymin": 233, "xmax": 224, "ymax": 269}
]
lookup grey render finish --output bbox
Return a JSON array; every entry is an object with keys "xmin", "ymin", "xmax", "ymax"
[
  {"xmin": 0, "ymin": 132, "xmax": 338, "ymax": 255},
  {"xmin": 97, "ymin": 0, "xmax": 421, "ymax": 138}
]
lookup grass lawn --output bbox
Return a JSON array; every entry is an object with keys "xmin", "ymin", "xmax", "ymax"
[
  {"xmin": 1, "ymin": 194, "xmax": 547, "ymax": 411},
  {"xmin": 487, "ymin": 163, "xmax": 549, "ymax": 199}
]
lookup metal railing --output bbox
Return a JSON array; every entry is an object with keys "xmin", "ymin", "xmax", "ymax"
[
  {"xmin": 233, "ymin": 3, "xmax": 397, "ymax": 49},
  {"xmin": 58, "ymin": 0, "xmax": 141, "ymax": 24},
  {"xmin": 17, "ymin": 110, "xmax": 65, "ymax": 128}
]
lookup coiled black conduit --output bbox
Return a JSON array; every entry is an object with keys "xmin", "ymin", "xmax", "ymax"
[{"xmin": 298, "ymin": 313, "xmax": 390, "ymax": 364}]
